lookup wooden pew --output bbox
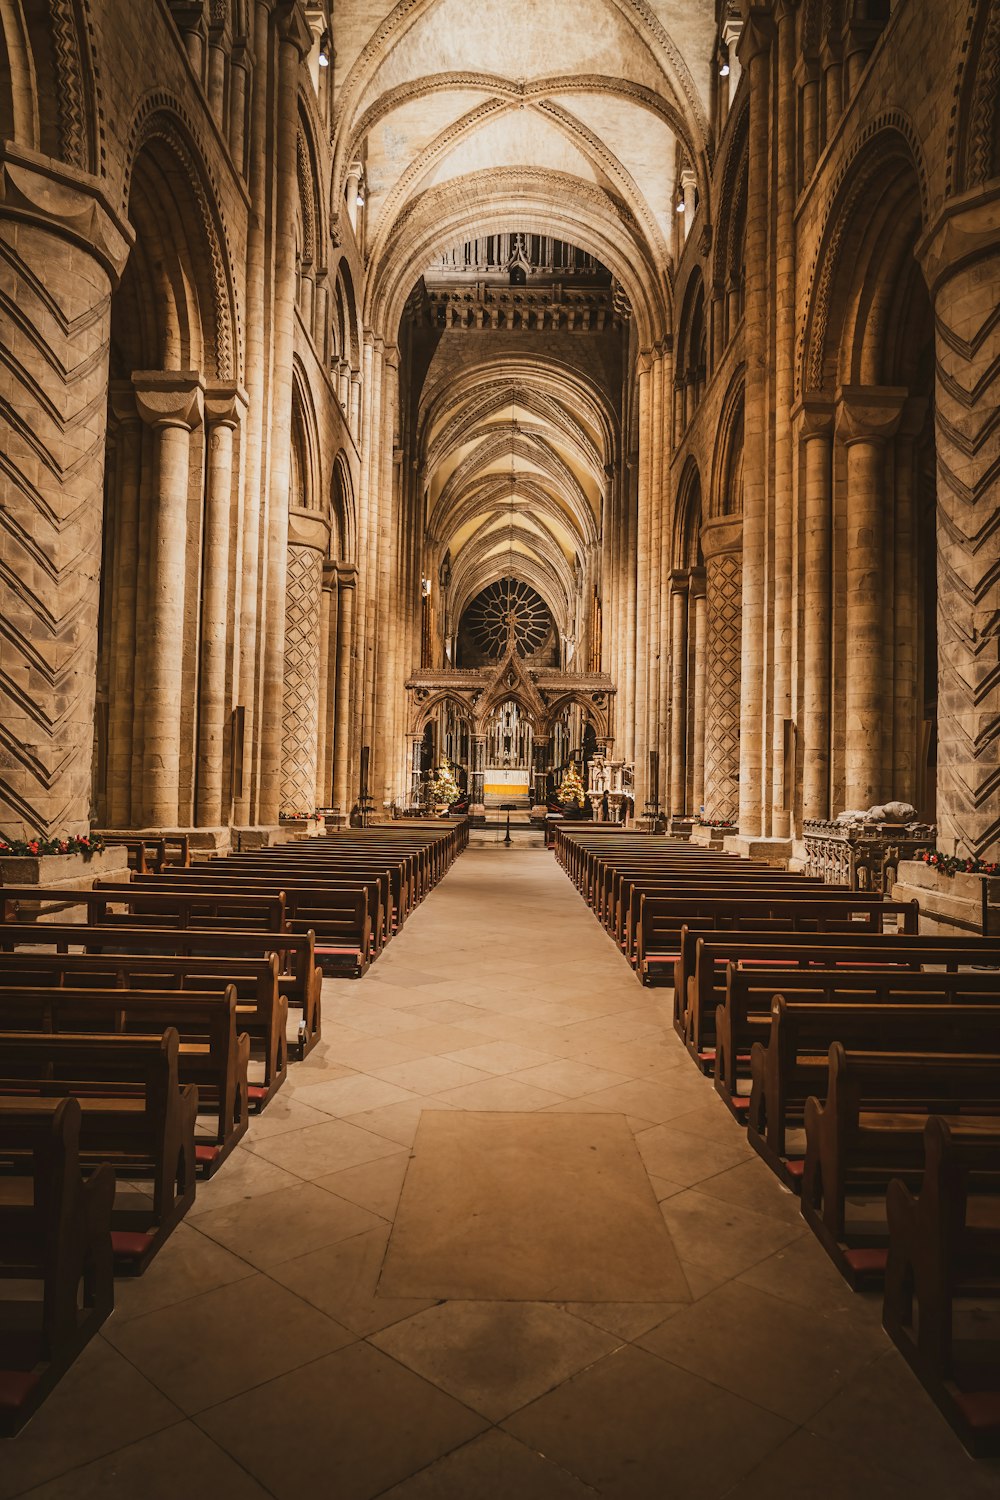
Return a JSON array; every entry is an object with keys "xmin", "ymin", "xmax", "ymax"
[
  {"xmin": 801, "ymin": 1042, "xmax": 1000, "ymax": 1286},
  {"xmin": 0, "ymin": 922, "xmax": 322, "ymax": 1060},
  {"xmin": 115, "ymin": 872, "xmax": 379, "ymax": 971},
  {"xmin": 0, "ymin": 1029, "xmax": 198, "ymax": 1273},
  {"xmin": 0, "ymin": 986, "xmax": 249, "ymax": 1175},
  {"xmin": 0, "ymin": 886, "xmax": 287, "ymax": 935},
  {"xmin": 617, "ymin": 875, "xmax": 828, "ymax": 967},
  {"xmin": 705, "ymin": 936, "xmax": 1000, "ymax": 1093},
  {"xmin": 884, "ymin": 1116, "xmax": 1000, "ymax": 1457},
  {"xmin": 0, "ymin": 1096, "xmax": 115, "ymax": 1436},
  {"xmin": 642, "ymin": 892, "xmax": 919, "ymax": 996},
  {"xmin": 0, "ymin": 950, "xmax": 286, "ymax": 1109},
  {"xmin": 745, "ymin": 983, "xmax": 1000, "ymax": 1172}
]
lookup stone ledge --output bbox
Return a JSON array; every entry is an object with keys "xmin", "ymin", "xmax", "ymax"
[
  {"xmin": 722, "ymin": 835, "xmax": 793, "ymax": 867},
  {"xmin": 892, "ymin": 860, "xmax": 1000, "ymax": 936},
  {"xmin": 0, "ymin": 845, "xmax": 131, "ymax": 922}
]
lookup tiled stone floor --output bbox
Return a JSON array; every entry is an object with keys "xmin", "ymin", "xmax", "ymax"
[{"xmin": 5, "ymin": 848, "xmax": 999, "ymax": 1498}]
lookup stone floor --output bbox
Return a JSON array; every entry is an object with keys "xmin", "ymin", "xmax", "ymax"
[{"xmin": 5, "ymin": 848, "xmax": 999, "ymax": 1498}]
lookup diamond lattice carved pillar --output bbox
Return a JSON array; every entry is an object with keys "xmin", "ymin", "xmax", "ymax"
[
  {"xmin": 133, "ymin": 372, "xmax": 205, "ymax": 828},
  {"xmin": 919, "ymin": 188, "xmax": 1000, "ymax": 857},
  {"xmin": 701, "ymin": 517, "xmax": 743, "ymax": 823},
  {"xmin": 836, "ymin": 386, "xmax": 905, "ymax": 812},
  {"xmin": 0, "ymin": 148, "xmax": 131, "ymax": 840},
  {"xmin": 280, "ymin": 507, "xmax": 329, "ymax": 814}
]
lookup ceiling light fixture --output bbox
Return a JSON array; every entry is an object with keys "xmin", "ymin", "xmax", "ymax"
[
  {"xmin": 676, "ymin": 193, "xmax": 686, "ymax": 214},
  {"xmin": 318, "ymin": 29, "xmax": 331, "ymax": 65},
  {"xmin": 355, "ymin": 191, "xmax": 365, "ymax": 208},
  {"xmin": 719, "ymin": 50, "xmax": 730, "ymax": 76}
]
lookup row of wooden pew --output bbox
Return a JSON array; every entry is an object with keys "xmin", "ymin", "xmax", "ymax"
[
  {"xmin": 0, "ymin": 818, "xmax": 468, "ymax": 1435},
  {"xmin": 554, "ymin": 825, "xmax": 1000, "ymax": 1457}
]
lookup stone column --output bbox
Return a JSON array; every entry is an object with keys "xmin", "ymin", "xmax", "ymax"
[
  {"xmin": 796, "ymin": 398, "xmax": 834, "ymax": 820},
  {"xmin": 259, "ymin": 0, "xmax": 312, "ymax": 824},
  {"xmin": 332, "ymin": 566, "xmax": 357, "ymax": 816},
  {"xmin": 822, "ymin": 38, "xmax": 842, "ymax": 142},
  {"xmin": 836, "ymin": 386, "xmax": 905, "ymax": 811},
  {"xmin": 471, "ymin": 735, "xmax": 486, "ymax": 813},
  {"xmin": 736, "ymin": 11, "xmax": 773, "ymax": 835},
  {"xmin": 0, "ymin": 150, "xmax": 130, "ymax": 840},
  {"xmin": 280, "ymin": 507, "xmax": 329, "ymax": 813},
  {"xmin": 701, "ymin": 518, "xmax": 743, "ymax": 822},
  {"xmin": 106, "ymin": 389, "xmax": 142, "ymax": 826},
  {"xmin": 633, "ymin": 354, "xmax": 653, "ymax": 808},
  {"xmin": 196, "ymin": 385, "xmax": 246, "ymax": 827},
  {"xmin": 918, "ymin": 189, "xmax": 1000, "ymax": 857},
  {"xmin": 770, "ymin": 0, "xmax": 798, "ymax": 841},
  {"xmin": 669, "ymin": 573, "xmax": 689, "ymax": 814},
  {"xmin": 316, "ymin": 562, "xmax": 338, "ymax": 808},
  {"xmin": 134, "ymin": 373, "xmax": 204, "ymax": 828},
  {"xmin": 798, "ymin": 57, "xmax": 821, "ymax": 184},
  {"xmin": 690, "ymin": 572, "xmax": 707, "ymax": 815}
]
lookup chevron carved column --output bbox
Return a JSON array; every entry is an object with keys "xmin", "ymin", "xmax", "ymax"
[
  {"xmin": 279, "ymin": 506, "xmax": 329, "ymax": 814},
  {"xmin": 921, "ymin": 189, "xmax": 1000, "ymax": 858},
  {"xmin": 0, "ymin": 148, "xmax": 131, "ymax": 841}
]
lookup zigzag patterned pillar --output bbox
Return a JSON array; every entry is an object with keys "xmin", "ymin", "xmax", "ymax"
[
  {"xmin": 0, "ymin": 149, "xmax": 130, "ymax": 840},
  {"xmin": 920, "ymin": 193, "xmax": 1000, "ymax": 858}
]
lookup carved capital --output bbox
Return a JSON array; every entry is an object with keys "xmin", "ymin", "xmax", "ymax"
[
  {"xmin": 275, "ymin": 0, "xmax": 314, "ymax": 58},
  {"xmin": 132, "ymin": 370, "xmax": 204, "ymax": 430},
  {"xmin": 835, "ymin": 385, "xmax": 907, "ymax": 445},
  {"xmin": 337, "ymin": 563, "xmax": 359, "ymax": 590},
  {"xmin": 701, "ymin": 515, "xmax": 743, "ymax": 559},
  {"xmin": 288, "ymin": 504, "xmax": 331, "ymax": 553},
  {"xmin": 109, "ymin": 382, "xmax": 140, "ymax": 426},
  {"xmin": 792, "ymin": 393, "xmax": 834, "ymax": 438},
  {"xmin": 738, "ymin": 9, "xmax": 775, "ymax": 67},
  {"xmin": 916, "ymin": 182, "xmax": 1000, "ymax": 296},
  {"xmin": 204, "ymin": 381, "xmax": 249, "ymax": 429},
  {"xmin": 0, "ymin": 143, "xmax": 133, "ymax": 284}
]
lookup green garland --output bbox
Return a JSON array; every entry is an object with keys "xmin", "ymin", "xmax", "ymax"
[
  {"xmin": 0, "ymin": 833, "xmax": 105, "ymax": 858},
  {"xmin": 919, "ymin": 848, "xmax": 1000, "ymax": 878}
]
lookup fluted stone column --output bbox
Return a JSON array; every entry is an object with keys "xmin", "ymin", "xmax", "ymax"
[
  {"xmin": 197, "ymin": 385, "xmax": 246, "ymax": 827},
  {"xmin": 919, "ymin": 191, "xmax": 1000, "ymax": 857},
  {"xmin": 134, "ymin": 373, "xmax": 204, "ymax": 827},
  {"xmin": 797, "ymin": 398, "xmax": 834, "ymax": 820},
  {"xmin": 690, "ymin": 573, "xmax": 707, "ymax": 815},
  {"xmin": 737, "ymin": 11, "xmax": 773, "ymax": 835},
  {"xmin": 837, "ymin": 386, "xmax": 905, "ymax": 810},
  {"xmin": 106, "ymin": 388, "xmax": 142, "ymax": 826},
  {"xmin": 669, "ymin": 574, "xmax": 689, "ymax": 815},
  {"xmin": 0, "ymin": 150, "xmax": 131, "ymax": 840},
  {"xmin": 332, "ymin": 567, "xmax": 357, "ymax": 816},
  {"xmin": 280, "ymin": 507, "xmax": 329, "ymax": 813},
  {"xmin": 701, "ymin": 519, "xmax": 743, "ymax": 823}
]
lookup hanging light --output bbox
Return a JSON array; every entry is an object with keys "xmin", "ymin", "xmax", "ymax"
[
  {"xmin": 675, "ymin": 192, "xmax": 686, "ymax": 214},
  {"xmin": 719, "ymin": 48, "xmax": 730, "ymax": 76},
  {"xmin": 356, "ymin": 189, "xmax": 365, "ymax": 208},
  {"xmin": 317, "ymin": 28, "xmax": 331, "ymax": 65}
]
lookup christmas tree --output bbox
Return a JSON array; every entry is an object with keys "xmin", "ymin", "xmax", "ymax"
[
  {"xmin": 557, "ymin": 760, "xmax": 586, "ymax": 808},
  {"xmin": 428, "ymin": 758, "xmax": 461, "ymax": 805}
]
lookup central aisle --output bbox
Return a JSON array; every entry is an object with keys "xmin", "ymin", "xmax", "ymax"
[{"xmin": 7, "ymin": 848, "xmax": 990, "ymax": 1500}]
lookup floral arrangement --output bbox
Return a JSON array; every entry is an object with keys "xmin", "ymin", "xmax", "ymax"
[
  {"xmin": 0, "ymin": 833, "xmax": 105, "ymax": 858},
  {"xmin": 697, "ymin": 816, "xmax": 737, "ymax": 829},
  {"xmin": 279, "ymin": 810, "xmax": 324, "ymax": 822},
  {"xmin": 918, "ymin": 849, "xmax": 1000, "ymax": 878}
]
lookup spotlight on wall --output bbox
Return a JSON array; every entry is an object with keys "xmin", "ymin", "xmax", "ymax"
[
  {"xmin": 356, "ymin": 191, "xmax": 365, "ymax": 208},
  {"xmin": 675, "ymin": 194, "xmax": 686, "ymax": 214},
  {"xmin": 422, "ymin": 578, "xmax": 432, "ymax": 597},
  {"xmin": 318, "ymin": 29, "xmax": 331, "ymax": 65},
  {"xmin": 719, "ymin": 59, "xmax": 730, "ymax": 76}
]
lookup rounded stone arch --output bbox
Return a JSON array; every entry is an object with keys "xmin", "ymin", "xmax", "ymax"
[
  {"xmin": 542, "ymin": 690, "xmax": 611, "ymax": 741},
  {"xmin": 798, "ymin": 119, "xmax": 928, "ymax": 396},
  {"xmin": 411, "ymin": 689, "xmax": 475, "ymax": 738},
  {"xmin": 709, "ymin": 368, "xmax": 745, "ymax": 519},
  {"xmin": 118, "ymin": 101, "xmax": 240, "ymax": 381},
  {"xmin": 672, "ymin": 457, "xmax": 704, "ymax": 571},
  {"xmin": 0, "ymin": 0, "xmax": 103, "ymax": 171},
  {"xmin": 949, "ymin": 0, "xmax": 1000, "ymax": 193},
  {"xmin": 367, "ymin": 170, "xmax": 669, "ymax": 349},
  {"xmin": 290, "ymin": 361, "xmax": 322, "ymax": 512},
  {"xmin": 474, "ymin": 685, "xmax": 543, "ymax": 739},
  {"xmin": 331, "ymin": 450, "xmax": 357, "ymax": 562},
  {"xmin": 333, "ymin": 256, "xmax": 361, "ymax": 371}
]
